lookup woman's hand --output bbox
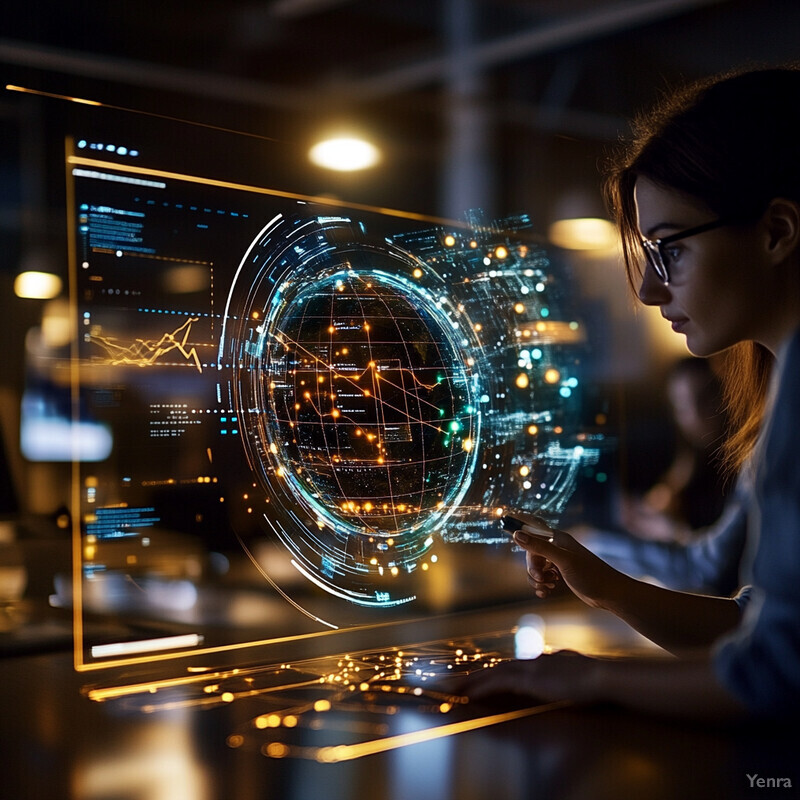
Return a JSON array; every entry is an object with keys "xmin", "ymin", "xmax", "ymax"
[
  {"xmin": 455, "ymin": 651, "xmax": 601, "ymax": 705},
  {"xmin": 509, "ymin": 517, "xmax": 626, "ymax": 610},
  {"xmin": 509, "ymin": 516, "xmax": 742, "ymax": 654}
]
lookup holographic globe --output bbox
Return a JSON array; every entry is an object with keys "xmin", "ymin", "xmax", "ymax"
[{"xmin": 259, "ymin": 268, "xmax": 479, "ymax": 538}]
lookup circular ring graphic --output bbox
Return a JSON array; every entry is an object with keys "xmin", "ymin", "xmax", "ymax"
[{"xmin": 221, "ymin": 214, "xmax": 482, "ymax": 606}]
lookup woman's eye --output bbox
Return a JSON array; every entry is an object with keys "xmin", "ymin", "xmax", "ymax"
[{"xmin": 663, "ymin": 245, "xmax": 682, "ymax": 264}]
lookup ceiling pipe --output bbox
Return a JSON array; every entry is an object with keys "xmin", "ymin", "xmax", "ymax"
[
  {"xmin": 0, "ymin": 0, "xmax": 729, "ymax": 111},
  {"xmin": 331, "ymin": 0, "xmax": 729, "ymax": 100}
]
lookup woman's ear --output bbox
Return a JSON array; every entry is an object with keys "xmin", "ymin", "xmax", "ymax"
[{"xmin": 762, "ymin": 198, "xmax": 800, "ymax": 262}]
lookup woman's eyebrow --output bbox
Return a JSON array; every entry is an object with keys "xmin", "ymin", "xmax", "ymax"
[{"xmin": 644, "ymin": 222, "xmax": 684, "ymax": 238}]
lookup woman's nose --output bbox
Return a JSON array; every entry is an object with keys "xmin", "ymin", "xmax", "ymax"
[{"xmin": 638, "ymin": 262, "xmax": 671, "ymax": 306}]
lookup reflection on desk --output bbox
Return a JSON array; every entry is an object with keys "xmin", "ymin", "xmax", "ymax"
[{"xmin": 2, "ymin": 601, "xmax": 799, "ymax": 800}]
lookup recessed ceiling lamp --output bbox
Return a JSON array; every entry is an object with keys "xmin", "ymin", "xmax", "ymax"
[
  {"xmin": 548, "ymin": 218, "xmax": 618, "ymax": 252},
  {"xmin": 308, "ymin": 136, "xmax": 381, "ymax": 172}
]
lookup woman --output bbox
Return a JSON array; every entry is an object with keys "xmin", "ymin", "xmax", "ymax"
[{"xmin": 463, "ymin": 67, "xmax": 800, "ymax": 718}]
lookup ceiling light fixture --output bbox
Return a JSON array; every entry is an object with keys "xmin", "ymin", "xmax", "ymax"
[{"xmin": 308, "ymin": 136, "xmax": 380, "ymax": 172}]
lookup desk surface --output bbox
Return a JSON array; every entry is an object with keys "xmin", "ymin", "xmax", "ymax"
[{"xmin": 2, "ymin": 600, "xmax": 798, "ymax": 800}]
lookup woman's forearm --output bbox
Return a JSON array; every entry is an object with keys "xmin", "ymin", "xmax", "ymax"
[
  {"xmin": 513, "ymin": 523, "xmax": 742, "ymax": 654},
  {"xmin": 599, "ymin": 572, "xmax": 741, "ymax": 654}
]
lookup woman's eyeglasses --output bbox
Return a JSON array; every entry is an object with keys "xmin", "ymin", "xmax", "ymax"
[{"xmin": 641, "ymin": 218, "xmax": 729, "ymax": 284}]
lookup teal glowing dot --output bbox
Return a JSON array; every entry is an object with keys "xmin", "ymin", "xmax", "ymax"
[
  {"xmin": 531, "ymin": 348, "xmax": 543, "ymax": 360},
  {"xmin": 559, "ymin": 387, "xmax": 571, "ymax": 398},
  {"xmin": 449, "ymin": 421, "xmax": 460, "ymax": 433},
  {"xmin": 596, "ymin": 472, "xmax": 608, "ymax": 483},
  {"xmin": 439, "ymin": 408, "xmax": 445, "ymax": 417},
  {"xmin": 567, "ymin": 377, "xmax": 579, "ymax": 388},
  {"xmin": 540, "ymin": 307, "xmax": 550, "ymax": 318}
]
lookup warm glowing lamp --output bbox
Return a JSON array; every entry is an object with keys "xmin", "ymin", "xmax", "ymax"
[
  {"xmin": 14, "ymin": 271, "xmax": 63, "ymax": 299},
  {"xmin": 547, "ymin": 218, "xmax": 618, "ymax": 251},
  {"xmin": 309, "ymin": 137, "xmax": 380, "ymax": 172}
]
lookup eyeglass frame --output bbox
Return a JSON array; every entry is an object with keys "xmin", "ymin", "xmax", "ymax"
[{"xmin": 640, "ymin": 217, "xmax": 730, "ymax": 285}]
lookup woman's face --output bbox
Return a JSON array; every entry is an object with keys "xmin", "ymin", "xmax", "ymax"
[{"xmin": 634, "ymin": 177, "xmax": 774, "ymax": 357}]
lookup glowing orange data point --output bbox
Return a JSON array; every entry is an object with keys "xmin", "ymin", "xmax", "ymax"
[
  {"xmin": 544, "ymin": 368, "xmax": 560, "ymax": 384},
  {"xmin": 495, "ymin": 246, "xmax": 508, "ymax": 259}
]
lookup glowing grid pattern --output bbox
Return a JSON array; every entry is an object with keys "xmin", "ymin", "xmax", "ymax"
[{"xmin": 223, "ymin": 216, "xmax": 481, "ymax": 608}]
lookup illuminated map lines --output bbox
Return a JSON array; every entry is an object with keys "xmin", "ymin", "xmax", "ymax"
[
  {"xmin": 90, "ymin": 316, "xmax": 204, "ymax": 373},
  {"xmin": 265, "ymin": 274, "xmax": 474, "ymax": 534}
]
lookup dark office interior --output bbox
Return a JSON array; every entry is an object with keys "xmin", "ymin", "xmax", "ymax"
[{"xmin": 2, "ymin": 2, "xmax": 800, "ymax": 798}]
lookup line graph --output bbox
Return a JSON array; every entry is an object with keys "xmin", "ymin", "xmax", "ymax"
[{"xmin": 89, "ymin": 316, "xmax": 204, "ymax": 373}]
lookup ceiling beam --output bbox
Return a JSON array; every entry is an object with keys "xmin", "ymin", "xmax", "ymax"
[
  {"xmin": 332, "ymin": 0, "xmax": 730, "ymax": 100},
  {"xmin": 0, "ymin": 38, "xmax": 319, "ymax": 112}
]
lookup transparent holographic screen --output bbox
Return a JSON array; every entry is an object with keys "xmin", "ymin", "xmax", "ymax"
[{"xmin": 70, "ymin": 146, "xmax": 598, "ymax": 651}]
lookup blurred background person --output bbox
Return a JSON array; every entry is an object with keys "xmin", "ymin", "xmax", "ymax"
[{"xmin": 571, "ymin": 356, "xmax": 745, "ymax": 595}]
